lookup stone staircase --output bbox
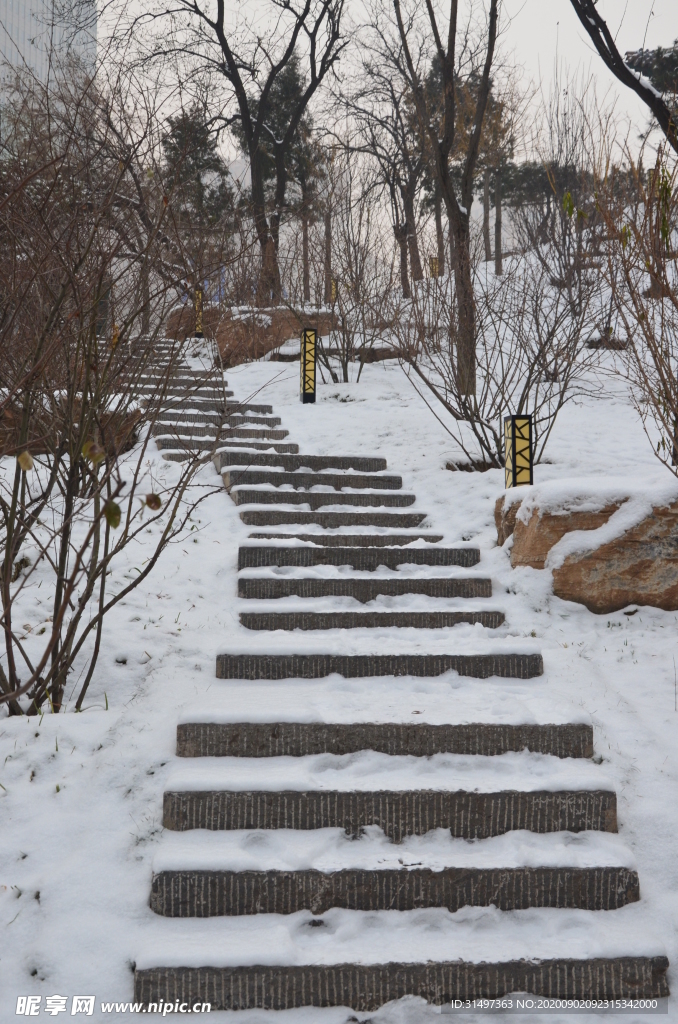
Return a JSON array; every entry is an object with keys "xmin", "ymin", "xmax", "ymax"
[{"xmin": 134, "ymin": 355, "xmax": 669, "ymax": 1011}]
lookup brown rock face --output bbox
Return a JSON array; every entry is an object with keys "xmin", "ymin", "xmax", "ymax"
[
  {"xmin": 553, "ymin": 502, "xmax": 678, "ymax": 613},
  {"xmin": 165, "ymin": 305, "xmax": 334, "ymax": 367},
  {"xmin": 495, "ymin": 496, "xmax": 522, "ymax": 545},
  {"xmin": 511, "ymin": 504, "xmax": 621, "ymax": 570}
]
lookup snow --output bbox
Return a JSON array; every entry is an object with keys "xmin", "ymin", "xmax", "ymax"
[
  {"xmin": 164, "ymin": 750, "xmax": 613, "ymax": 795},
  {"xmin": 134, "ymin": 906, "xmax": 665, "ymax": 971},
  {"xmin": 153, "ymin": 828, "xmax": 637, "ymax": 873},
  {"xmin": 625, "ymin": 65, "xmax": 665, "ymax": 101},
  {"xmin": 504, "ymin": 476, "xmax": 678, "ymax": 568},
  {"xmin": 2, "ymin": 353, "xmax": 678, "ymax": 1020}
]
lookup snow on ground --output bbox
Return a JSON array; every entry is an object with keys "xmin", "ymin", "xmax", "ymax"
[{"xmin": 2, "ymin": 353, "xmax": 678, "ymax": 1022}]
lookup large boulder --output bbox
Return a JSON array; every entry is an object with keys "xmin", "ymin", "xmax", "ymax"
[
  {"xmin": 552, "ymin": 502, "xmax": 678, "ymax": 613},
  {"xmin": 495, "ymin": 485, "xmax": 678, "ymax": 613},
  {"xmin": 511, "ymin": 503, "xmax": 621, "ymax": 570}
]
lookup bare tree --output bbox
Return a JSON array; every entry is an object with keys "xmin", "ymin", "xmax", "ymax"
[
  {"xmin": 391, "ymin": 256, "xmax": 598, "ymax": 467},
  {"xmin": 388, "ymin": 0, "xmax": 499, "ymax": 395},
  {"xmin": 346, "ymin": 41, "xmax": 426, "ymax": 298},
  {"xmin": 142, "ymin": 0, "xmax": 347, "ymax": 304},
  {"xmin": 597, "ymin": 147, "xmax": 678, "ymax": 473},
  {"xmin": 0, "ymin": 63, "xmax": 220, "ymax": 715}
]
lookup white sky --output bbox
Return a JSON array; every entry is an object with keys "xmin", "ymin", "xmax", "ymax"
[
  {"xmin": 106, "ymin": 0, "xmax": 677, "ymax": 155},
  {"xmin": 501, "ymin": 0, "xmax": 676, "ymax": 144}
]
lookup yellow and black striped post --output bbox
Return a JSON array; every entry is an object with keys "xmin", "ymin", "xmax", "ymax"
[
  {"xmin": 429, "ymin": 256, "xmax": 439, "ymax": 278},
  {"xmin": 300, "ymin": 327, "xmax": 317, "ymax": 404},
  {"xmin": 504, "ymin": 414, "xmax": 533, "ymax": 488},
  {"xmin": 194, "ymin": 286, "xmax": 204, "ymax": 339}
]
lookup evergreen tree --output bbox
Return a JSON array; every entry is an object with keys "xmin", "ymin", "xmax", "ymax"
[
  {"xmin": 162, "ymin": 104, "xmax": 233, "ymax": 229},
  {"xmin": 625, "ymin": 42, "xmax": 678, "ymax": 97}
]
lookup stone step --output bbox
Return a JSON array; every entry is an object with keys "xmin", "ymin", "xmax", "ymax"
[
  {"xmin": 238, "ymin": 545, "xmax": 479, "ymax": 569},
  {"xmin": 158, "ymin": 400, "xmax": 280, "ymax": 422},
  {"xmin": 214, "ymin": 452, "xmax": 388, "ymax": 474},
  {"xmin": 232, "ymin": 490, "xmax": 417, "ymax": 509},
  {"xmin": 161, "ymin": 451, "xmax": 214, "ymax": 464},
  {"xmin": 162, "ymin": 788, "xmax": 616, "ymax": 837},
  {"xmin": 155, "ymin": 437, "xmax": 219, "ymax": 452},
  {"xmin": 222, "ymin": 427, "xmax": 290, "ymax": 440},
  {"xmin": 140, "ymin": 372, "xmax": 226, "ymax": 383},
  {"xmin": 134, "ymin": 958, "xmax": 669, "ymax": 1009},
  {"xmin": 153, "ymin": 431, "xmax": 299, "ymax": 453},
  {"xmin": 176, "ymin": 721, "xmax": 594, "ymax": 758},
  {"xmin": 223, "ymin": 469, "xmax": 402, "ymax": 491},
  {"xmin": 155, "ymin": 436, "xmax": 297, "ymax": 453},
  {"xmin": 154, "ymin": 412, "xmax": 222, "ymax": 425},
  {"xmin": 239, "ymin": 610, "xmax": 505, "ymax": 631},
  {"xmin": 215, "ymin": 653, "xmax": 544, "ymax": 679},
  {"xmin": 216, "ymin": 441, "xmax": 300, "ymax": 454},
  {"xmin": 226, "ymin": 413, "xmax": 282, "ymax": 426},
  {"xmin": 158, "ymin": 414, "xmax": 289, "ymax": 440},
  {"xmin": 150, "ymin": 865, "xmax": 639, "ymax": 917},
  {"xmin": 237, "ymin": 577, "xmax": 491, "ymax": 601},
  {"xmin": 240, "ymin": 510, "xmax": 427, "ymax": 527},
  {"xmin": 247, "ymin": 532, "xmax": 443, "ymax": 546},
  {"xmin": 153, "ymin": 423, "xmax": 224, "ymax": 438},
  {"xmin": 139, "ymin": 387, "xmax": 229, "ymax": 399}
]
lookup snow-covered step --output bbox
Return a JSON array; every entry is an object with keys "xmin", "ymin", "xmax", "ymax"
[
  {"xmin": 153, "ymin": 423, "xmax": 224, "ymax": 438},
  {"xmin": 139, "ymin": 371, "xmax": 225, "ymax": 383},
  {"xmin": 238, "ymin": 577, "xmax": 492, "ymax": 600},
  {"xmin": 214, "ymin": 452, "xmax": 388, "ymax": 473},
  {"xmin": 154, "ymin": 432, "xmax": 299, "ymax": 454},
  {"xmin": 238, "ymin": 610, "xmax": 505, "ymax": 631},
  {"xmin": 155, "ymin": 437, "xmax": 221, "ymax": 452},
  {"xmin": 217, "ymin": 440, "xmax": 300, "ymax": 453},
  {"xmin": 162, "ymin": 747, "xmax": 616, "ymax": 838},
  {"xmin": 247, "ymin": 532, "xmax": 444, "ymax": 546},
  {"xmin": 223, "ymin": 469, "xmax": 402, "ymax": 491},
  {"xmin": 232, "ymin": 489, "xmax": 417, "ymax": 508},
  {"xmin": 138, "ymin": 386, "xmax": 231, "ymax": 399},
  {"xmin": 150, "ymin": 865, "xmax": 639, "ymax": 917},
  {"xmin": 222, "ymin": 427, "xmax": 290, "ymax": 439},
  {"xmin": 176, "ymin": 721, "xmax": 593, "ymax": 759},
  {"xmin": 150, "ymin": 830, "xmax": 638, "ymax": 914},
  {"xmin": 215, "ymin": 652, "xmax": 544, "ymax": 679},
  {"xmin": 134, "ymin": 951, "xmax": 669, "ymax": 1009},
  {"xmin": 164, "ymin": 748, "xmax": 609, "ymax": 796},
  {"xmin": 238, "ymin": 545, "xmax": 479, "ymax": 569},
  {"xmin": 152, "ymin": 827, "xmax": 628, "ymax": 871},
  {"xmin": 240, "ymin": 509, "xmax": 428, "ymax": 527}
]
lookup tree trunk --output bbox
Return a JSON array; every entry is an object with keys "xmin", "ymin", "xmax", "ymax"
[
  {"xmin": 396, "ymin": 226, "xmax": 411, "ymax": 299},
  {"xmin": 250, "ymin": 145, "xmax": 281, "ymax": 306},
  {"xmin": 448, "ymin": 216, "xmax": 456, "ymax": 277},
  {"xmin": 404, "ymin": 190, "xmax": 423, "ymax": 282},
  {"xmin": 483, "ymin": 169, "xmax": 491, "ymax": 262},
  {"xmin": 494, "ymin": 171, "xmax": 503, "ymax": 276},
  {"xmin": 257, "ymin": 238, "xmax": 280, "ymax": 306},
  {"xmin": 324, "ymin": 207, "xmax": 332, "ymax": 305},
  {"xmin": 302, "ymin": 213, "xmax": 310, "ymax": 304},
  {"xmin": 434, "ymin": 182, "xmax": 445, "ymax": 276},
  {"xmin": 451, "ymin": 218, "xmax": 475, "ymax": 395}
]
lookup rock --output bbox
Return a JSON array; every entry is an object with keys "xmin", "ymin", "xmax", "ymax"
[
  {"xmin": 166, "ymin": 305, "xmax": 334, "ymax": 367},
  {"xmin": 495, "ymin": 492, "xmax": 678, "ymax": 613},
  {"xmin": 494, "ymin": 496, "xmax": 521, "ymax": 546},
  {"xmin": 511, "ymin": 503, "xmax": 621, "ymax": 569},
  {"xmin": 553, "ymin": 502, "xmax": 678, "ymax": 613}
]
